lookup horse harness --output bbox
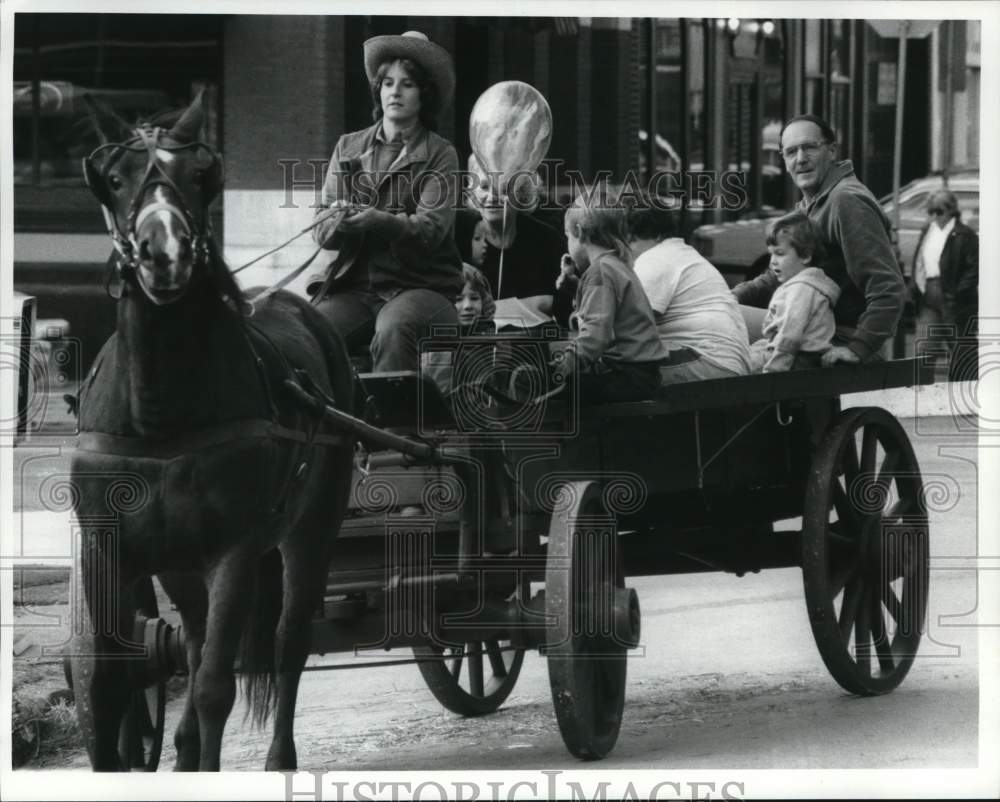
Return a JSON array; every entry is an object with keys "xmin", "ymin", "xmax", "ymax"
[
  {"xmin": 81, "ymin": 128, "xmax": 360, "ymax": 516},
  {"xmin": 85, "ymin": 126, "xmax": 218, "ymax": 281}
]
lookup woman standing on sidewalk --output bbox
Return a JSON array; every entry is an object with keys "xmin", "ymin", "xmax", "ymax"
[{"xmin": 307, "ymin": 31, "xmax": 463, "ymax": 372}]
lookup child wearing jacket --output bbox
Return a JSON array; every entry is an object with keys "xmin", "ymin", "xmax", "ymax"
[
  {"xmin": 553, "ymin": 188, "xmax": 667, "ymax": 402},
  {"xmin": 749, "ymin": 212, "xmax": 841, "ymax": 373}
]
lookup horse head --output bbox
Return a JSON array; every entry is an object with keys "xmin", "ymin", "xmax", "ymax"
[{"xmin": 83, "ymin": 93, "xmax": 223, "ymax": 305}]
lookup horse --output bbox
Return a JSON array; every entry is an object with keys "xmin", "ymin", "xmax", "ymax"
[{"xmin": 70, "ymin": 93, "xmax": 356, "ymax": 771}]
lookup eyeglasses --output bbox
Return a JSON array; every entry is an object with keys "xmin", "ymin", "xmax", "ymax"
[
  {"xmin": 927, "ymin": 207, "xmax": 946, "ymax": 216},
  {"xmin": 781, "ymin": 140, "xmax": 828, "ymax": 160}
]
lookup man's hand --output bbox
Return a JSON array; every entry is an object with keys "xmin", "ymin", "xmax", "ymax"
[
  {"xmin": 821, "ymin": 345, "xmax": 862, "ymax": 367},
  {"xmin": 550, "ymin": 346, "xmax": 576, "ymax": 385}
]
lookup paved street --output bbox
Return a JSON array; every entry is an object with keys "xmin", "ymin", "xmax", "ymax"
[{"xmin": 9, "ymin": 413, "xmax": 985, "ymax": 781}]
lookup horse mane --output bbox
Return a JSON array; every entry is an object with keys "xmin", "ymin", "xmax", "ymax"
[{"xmin": 206, "ymin": 236, "xmax": 248, "ymax": 310}]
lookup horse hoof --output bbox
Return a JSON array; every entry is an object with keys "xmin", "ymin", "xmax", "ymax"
[{"xmin": 265, "ymin": 745, "xmax": 296, "ymax": 772}]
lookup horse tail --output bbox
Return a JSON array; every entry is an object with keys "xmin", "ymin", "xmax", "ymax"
[{"xmin": 238, "ymin": 547, "xmax": 282, "ymax": 729}]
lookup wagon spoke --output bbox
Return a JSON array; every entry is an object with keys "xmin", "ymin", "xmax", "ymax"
[
  {"xmin": 882, "ymin": 584, "xmax": 903, "ymax": 624},
  {"xmin": 467, "ymin": 643, "xmax": 485, "ymax": 697},
  {"xmin": 449, "ymin": 649, "xmax": 463, "ymax": 680},
  {"xmin": 871, "ymin": 590, "xmax": 895, "ymax": 674},
  {"xmin": 838, "ymin": 576, "xmax": 864, "ymax": 640},
  {"xmin": 842, "ymin": 436, "xmax": 860, "ymax": 484},
  {"xmin": 885, "ymin": 496, "xmax": 914, "ymax": 521},
  {"xmin": 830, "ymin": 559, "xmax": 861, "ymax": 596},
  {"xmin": 832, "ymin": 481, "xmax": 860, "ymax": 531},
  {"xmin": 860, "ymin": 427, "xmax": 878, "ymax": 475},
  {"xmin": 485, "ymin": 641, "xmax": 507, "ymax": 677},
  {"xmin": 874, "ymin": 450, "xmax": 902, "ymax": 508},
  {"xmin": 854, "ymin": 586, "xmax": 872, "ymax": 675}
]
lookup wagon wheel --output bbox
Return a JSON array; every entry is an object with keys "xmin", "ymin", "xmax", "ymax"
[
  {"xmin": 117, "ymin": 577, "xmax": 166, "ymax": 771},
  {"xmin": 802, "ymin": 406, "xmax": 929, "ymax": 695},
  {"xmin": 545, "ymin": 481, "xmax": 628, "ymax": 760},
  {"xmin": 414, "ymin": 641, "xmax": 525, "ymax": 716}
]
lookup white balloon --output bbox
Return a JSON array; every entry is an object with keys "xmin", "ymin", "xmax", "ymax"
[{"xmin": 469, "ymin": 81, "xmax": 552, "ymax": 186}]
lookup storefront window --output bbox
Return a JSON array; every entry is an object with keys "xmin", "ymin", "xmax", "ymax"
[
  {"xmin": 829, "ymin": 21, "xmax": 852, "ymax": 149},
  {"xmin": 654, "ymin": 18, "xmax": 683, "ymax": 173},
  {"xmin": 687, "ymin": 20, "xmax": 706, "ymax": 172},
  {"xmin": 638, "ymin": 18, "xmax": 684, "ymax": 181},
  {"xmin": 760, "ymin": 21, "xmax": 785, "ymax": 209},
  {"xmin": 804, "ymin": 19, "xmax": 824, "ymax": 117},
  {"xmin": 13, "ymin": 14, "xmax": 222, "ymax": 187}
]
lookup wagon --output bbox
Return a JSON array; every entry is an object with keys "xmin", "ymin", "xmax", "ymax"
[{"xmin": 88, "ymin": 341, "xmax": 934, "ymax": 768}]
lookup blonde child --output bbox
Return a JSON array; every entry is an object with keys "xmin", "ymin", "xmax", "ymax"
[
  {"xmin": 554, "ymin": 188, "xmax": 667, "ymax": 402},
  {"xmin": 750, "ymin": 212, "xmax": 841, "ymax": 372}
]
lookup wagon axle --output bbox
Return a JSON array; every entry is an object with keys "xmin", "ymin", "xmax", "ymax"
[{"xmin": 126, "ymin": 580, "xmax": 641, "ymax": 684}]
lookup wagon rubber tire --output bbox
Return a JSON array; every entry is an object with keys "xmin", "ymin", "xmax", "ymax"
[
  {"xmin": 802, "ymin": 406, "xmax": 929, "ymax": 695},
  {"xmin": 118, "ymin": 577, "xmax": 167, "ymax": 771},
  {"xmin": 545, "ymin": 481, "xmax": 628, "ymax": 760},
  {"xmin": 414, "ymin": 642, "xmax": 525, "ymax": 716}
]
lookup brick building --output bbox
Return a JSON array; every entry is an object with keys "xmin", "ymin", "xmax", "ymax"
[{"xmin": 11, "ymin": 14, "xmax": 982, "ymax": 366}]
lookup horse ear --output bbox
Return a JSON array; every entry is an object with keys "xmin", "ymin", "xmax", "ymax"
[
  {"xmin": 169, "ymin": 90, "xmax": 205, "ymax": 144},
  {"xmin": 83, "ymin": 154, "xmax": 114, "ymax": 209},
  {"xmin": 201, "ymin": 153, "xmax": 224, "ymax": 205}
]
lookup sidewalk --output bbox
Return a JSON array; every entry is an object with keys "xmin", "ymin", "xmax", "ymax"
[{"xmin": 843, "ymin": 379, "xmax": 978, "ymax": 419}]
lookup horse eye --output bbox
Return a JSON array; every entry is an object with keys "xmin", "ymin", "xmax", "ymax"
[
  {"xmin": 192, "ymin": 169, "xmax": 204, "ymax": 185},
  {"xmin": 107, "ymin": 174, "xmax": 123, "ymax": 191}
]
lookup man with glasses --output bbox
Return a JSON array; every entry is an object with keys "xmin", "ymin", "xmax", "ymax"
[
  {"xmin": 912, "ymin": 189, "xmax": 979, "ymax": 381},
  {"xmin": 733, "ymin": 114, "xmax": 904, "ymax": 365}
]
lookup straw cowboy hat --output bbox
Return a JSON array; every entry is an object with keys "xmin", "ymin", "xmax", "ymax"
[{"xmin": 364, "ymin": 31, "xmax": 455, "ymax": 111}]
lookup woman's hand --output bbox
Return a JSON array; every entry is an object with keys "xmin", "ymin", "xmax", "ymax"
[
  {"xmin": 337, "ymin": 207, "xmax": 389, "ymax": 233},
  {"xmin": 313, "ymin": 201, "xmax": 354, "ymax": 247},
  {"xmin": 556, "ymin": 254, "xmax": 578, "ymax": 292}
]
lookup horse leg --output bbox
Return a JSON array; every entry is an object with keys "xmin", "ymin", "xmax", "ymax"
[
  {"xmin": 264, "ymin": 544, "xmax": 330, "ymax": 770},
  {"xmin": 157, "ymin": 570, "xmax": 208, "ymax": 771},
  {"xmin": 194, "ymin": 551, "xmax": 255, "ymax": 771},
  {"xmin": 72, "ymin": 537, "xmax": 136, "ymax": 771}
]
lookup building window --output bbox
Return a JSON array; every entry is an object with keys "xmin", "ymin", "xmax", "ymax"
[
  {"xmin": 13, "ymin": 13, "xmax": 222, "ymax": 188},
  {"xmin": 686, "ymin": 21, "xmax": 707, "ymax": 172},
  {"xmin": 760, "ymin": 22, "xmax": 785, "ymax": 209},
  {"xmin": 828, "ymin": 20, "xmax": 853, "ymax": 153},
  {"xmin": 803, "ymin": 19, "xmax": 824, "ymax": 117},
  {"xmin": 638, "ymin": 18, "xmax": 684, "ymax": 181}
]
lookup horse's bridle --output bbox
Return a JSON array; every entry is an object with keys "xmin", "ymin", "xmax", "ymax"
[{"xmin": 84, "ymin": 126, "xmax": 218, "ymax": 279}]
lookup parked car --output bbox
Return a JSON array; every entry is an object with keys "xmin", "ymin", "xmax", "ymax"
[{"xmin": 690, "ymin": 170, "xmax": 980, "ymax": 285}]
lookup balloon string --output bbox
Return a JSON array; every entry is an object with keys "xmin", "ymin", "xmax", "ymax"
[
  {"xmin": 497, "ymin": 196, "xmax": 507, "ymax": 301},
  {"xmin": 493, "ymin": 196, "xmax": 508, "ymax": 372}
]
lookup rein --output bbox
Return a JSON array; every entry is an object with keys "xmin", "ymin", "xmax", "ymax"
[{"xmin": 77, "ymin": 420, "xmax": 349, "ymax": 461}]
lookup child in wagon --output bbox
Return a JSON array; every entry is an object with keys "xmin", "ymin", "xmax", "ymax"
[
  {"xmin": 422, "ymin": 263, "xmax": 497, "ymax": 397},
  {"xmin": 749, "ymin": 212, "xmax": 841, "ymax": 373},
  {"xmin": 454, "ymin": 263, "xmax": 496, "ymax": 335},
  {"xmin": 550, "ymin": 187, "xmax": 667, "ymax": 402},
  {"xmin": 453, "ymin": 210, "xmax": 496, "ymax": 335}
]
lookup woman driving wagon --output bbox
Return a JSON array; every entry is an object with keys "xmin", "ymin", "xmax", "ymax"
[{"xmin": 308, "ymin": 31, "xmax": 463, "ymax": 373}]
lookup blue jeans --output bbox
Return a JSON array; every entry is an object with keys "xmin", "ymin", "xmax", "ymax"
[{"xmin": 314, "ymin": 288, "xmax": 458, "ymax": 372}]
